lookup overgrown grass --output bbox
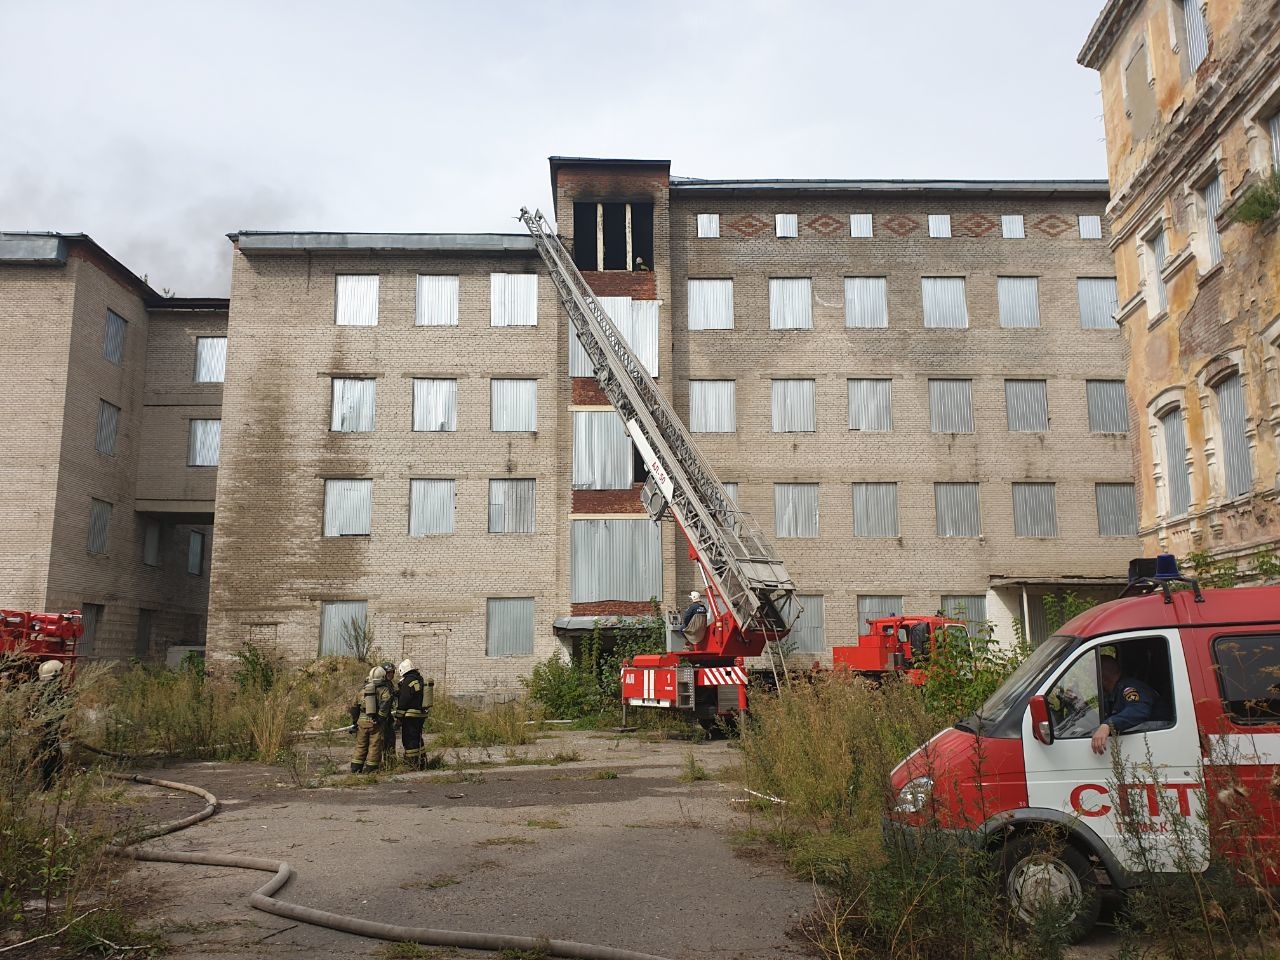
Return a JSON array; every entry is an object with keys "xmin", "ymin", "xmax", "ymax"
[{"xmin": 429, "ymin": 700, "xmax": 541, "ymax": 748}]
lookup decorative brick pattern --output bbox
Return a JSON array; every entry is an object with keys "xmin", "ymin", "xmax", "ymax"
[
  {"xmin": 805, "ymin": 214, "xmax": 843, "ymax": 237},
  {"xmin": 727, "ymin": 214, "xmax": 770, "ymax": 238},
  {"xmin": 953, "ymin": 213, "xmax": 999, "ymax": 237},
  {"xmin": 881, "ymin": 214, "xmax": 922, "ymax": 237},
  {"xmin": 1032, "ymin": 214, "xmax": 1073, "ymax": 238}
]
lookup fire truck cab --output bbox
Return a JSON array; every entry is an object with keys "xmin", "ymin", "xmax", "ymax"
[
  {"xmin": 832, "ymin": 615, "xmax": 967, "ymax": 684},
  {"xmin": 888, "ymin": 564, "xmax": 1280, "ymax": 939}
]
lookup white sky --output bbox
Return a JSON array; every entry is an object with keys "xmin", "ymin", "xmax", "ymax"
[{"xmin": 0, "ymin": 0, "xmax": 1107, "ymax": 296}]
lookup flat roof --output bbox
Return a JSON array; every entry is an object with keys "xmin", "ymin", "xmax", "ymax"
[
  {"xmin": 0, "ymin": 231, "xmax": 164, "ymax": 302},
  {"xmin": 670, "ymin": 178, "xmax": 1109, "ymax": 198},
  {"xmin": 232, "ymin": 231, "xmax": 537, "ymax": 254}
]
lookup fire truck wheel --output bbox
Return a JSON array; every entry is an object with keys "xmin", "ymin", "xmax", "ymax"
[{"xmin": 1001, "ymin": 836, "xmax": 1101, "ymax": 943}]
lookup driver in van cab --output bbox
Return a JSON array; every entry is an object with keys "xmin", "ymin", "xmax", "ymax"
[{"xmin": 1090, "ymin": 654, "xmax": 1158, "ymax": 755}]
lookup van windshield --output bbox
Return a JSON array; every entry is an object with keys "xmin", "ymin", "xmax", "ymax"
[{"xmin": 966, "ymin": 634, "xmax": 1080, "ymax": 738}]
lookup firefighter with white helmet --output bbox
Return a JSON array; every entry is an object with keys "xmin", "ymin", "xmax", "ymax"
[
  {"xmin": 680, "ymin": 591, "xmax": 708, "ymax": 644},
  {"xmin": 392, "ymin": 658, "xmax": 433, "ymax": 769},
  {"xmin": 350, "ymin": 665, "xmax": 393, "ymax": 773},
  {"xmin": 35, "ymin": 659, "xmax": 67, "ymax": 789}
]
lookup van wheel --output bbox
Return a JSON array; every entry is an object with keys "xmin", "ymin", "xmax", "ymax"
[{"xmin": 1001, "ymin": 836, "xmax": 1101, "ymax": 943}]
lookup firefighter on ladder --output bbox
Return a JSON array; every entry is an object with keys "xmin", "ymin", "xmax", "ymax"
[
  {"xmin": 392, "ymin": 659, "xmax": 432, "ymax": 769},
  {"xmin": 350, "ymin": 665, "xmax": 394, "ymax": 773}
]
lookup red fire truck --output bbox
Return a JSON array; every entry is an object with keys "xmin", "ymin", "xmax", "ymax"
[
  {"xmin": 0, "ymin": 609, "xmax": 83, "ymax": 678},
  {"xmin": 832, "ymin": 614, "xmax": 968, "ymax": 685},
  {"xmin": 887, "ymin": 557, "xmax": 1280, "ymax": 939}
]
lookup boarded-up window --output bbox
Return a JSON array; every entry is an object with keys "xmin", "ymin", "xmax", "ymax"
[
  {"xmin": 412, "ymin": 378, "xmax": 457, "ymax": 431},
  {"xmin": 689, "ymin": 380, "xmax": 736, "ymax": 433},
  {"xmin": 335, "ymin": 275, "xmax": 379, "ymax": 326},
  {"xmin": 188, "ymin": 419, "xmax": 221, "ymax": 466},
  {"xmin": 491, "ymin": 379, "xmax": 537, "ymax": 431},
  {"xmin": 330, "ymin": 378, "xmax": 376, "ymax": 432},
  {"xmin": 784, "ymin": 595, "xmax": 826, "ymax": 653},
  {"xmin": 487, "ymin": 598, "xmax": 534, "ymax": 657},
  {"xmin": 80, "ymin": 603, "xmax": 103, "ymax": 657},
  {"xmin": 858, "ymin": 595, "xmax": 903, "ymax": 629},
  {"xmin": 928, "ymin": 214, "xmax": 951, "ymax": 238},
  {"xmin": 853, "ymin": 482, "xmax": 899, "ymax": 537},
  {"xmin": 941, "ymin": 595, "xmax": 988, "ymax": 636},
  {"xmin": 688, "ymin": 279, "xmax": 734, "ymax": 330},
  {"xmin": 188, "ymin": 530, "xmax": 205, "ymax": 575},
  {"xmin": 850, "ymin": 213, "xmax": 873, "ymax": 238},
  {"xmin": 1013, "ymin": 483, "xmax": 1058, "ymax": 537},
  {"xmin": 848, "ymin": 379, "xmax": 892, "ymax": 432},
  {"xmin": 416, "ymin": 275, "xmax": 460, "ymax": 326},
  {"xmin": 320, "ymin": 600, "xmax": 367, "ymax": 657},
  {"xmin": 1078, "ymin": 215, "xmax": 1103, "ymax": 240},
  {"xmin": 87, "ymin": 498, "xmax": 112, "ymax": 554},
  {"xmin": 775, "ymin": 483, "xmax": 819, "ymax": 538},
  {"xmin": 1200, "ymin": 175, "xmax": 1223, "ymax": 267},
  {"xmin": 570, "ymin": 519, "xmax": 662, "ymax": 602},
  {"xmin": 136, "ymin": 608, "xmax": 154, "ymax": 659},
  {"xmin": 104, "ymin": 310, "xmax": 127, "ymax": 364},
  {"xmin": 1159, "ymin": 408, "xmax": 1192, "ymax": 517},
  {"xmin": 1001, "ymin": 215, "xmax": 1025, "ymax": 239},
  {"xmin": 723, "ymin": 482, "xmax": 739, "ymax": 504},
  {"xmin": 409, "ymin": 479, "xmax": 454, "ymax": 535},
  {"xmin": 1086, "ymin": 380, "xmax": 1129, "ymax": 433},
  {"xmin": 1180, "ymin": 0, "xmax": 1209, "ymax": 71},
  {"xmin": 323, "ymin": 479, "xmax": 373, "ymax": 536},
  {"xmin": 1078, "ymin": 278, "xmax": 1119, "ymax": 329},
  {"xmin": 845, "ymin": 277, "xmax": 888, "ymax": 328},
  {"xmin": 775, "ymin": 214, "xmax": 798, "ymax": 238},
  {"xmin": 571, "ymin": 297, "xmax": 659, "ymax": 378},
  {"xmin": 1124, "ymin": 43, "xmax": 1156, "ymax": 133},
  {"xmin": 935, "ymin": 483, "xmax": 981, "ymax": 537},
  {"xmin": 195, "ymin": 336, "xmax": 227, "ymax": 382},
  {"xmin": 1096, "ymin": 483, "xmax": 1138, "ymax": 536},
  {"xmin": 696, "ymin": 214, "xmax": 720, "ymax": 238},
  {"xmin": 928, "ymin": 379, "xmax": 974, "ymax": 433},
  {"xmin": 769, "ymin": 279, "xmax": 812, "ymax": 330},
  {"xmin": 1214, "ymin": 372, "xmax": 1253, "ymax": 499},
  {"xmin": 771, "ymin": 379, "xmax": 816, "ymax": 432},
  {"xmin": 1270, "ymin": 112, "xmax": 1280, "ymax": 170},
  {"xmin": 96, "ymin": 400, "xmax": 120, "ymax": 456},
  {"xmin": 489, "ymin": 479, "xmax": 536, "ymax": 533},
  {"xmin": 1005, "ymin": 380, "xmax": 1049, "ymax": 432},
  {"xmin": 997, "ymin": 277, "xmax": 1040, "ymax": 328},
  {"xmin": 142, "ymin": 518, "xmax": 161, "ymax": 566},
  {"xmin": 490, "ymin": 273, "xmax": 538, "ymax": 327},
  {"xmin": 573, "ymin": 412, "xmax": 633, "ymax": 489},
  {"xmin": 922, "ymin": 278, "xmax": 968, "ymax": 329},
  {"xmin": 1145, "ymin": 228, "xmax": 1169, "ymax": 313}
]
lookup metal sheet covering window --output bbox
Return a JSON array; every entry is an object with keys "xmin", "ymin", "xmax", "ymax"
[
  {"xmin": 335, "ymin": 275, "xmax": 379, "ymax": 326},
  {"xmin": 1213, "ymin": 372, "xmax": 1253, "ymax": 499},
  {"xmin": 1271, "ymin": 112, "xmax": 1280, "ymax": 170},
  {"xmin": 143, "ymin": 518, "xmax": 161, "ymax": 566},
  {"xmin": 997, "ymin": 277, "xmax": 1040, "ymax": 328},
  {"xmin": 96, "ymin": 400, "xmax": 120, "ymax": 456},
  {"xmin": 1005, "ymin": 380, "xmax": 1049, "ymax": 432},
  {"xmin": 87, "ymin": 498, "xmax": 112, "ymax": 554},
  {"xmin": 491, "ymin": 379, "xmax": 537, "ymax": 431},
  {"xmin": 488, "ymin": 479, "xmax": 536, "ymax": 533},
  {"xmin": 941, "ymin": 595, "xmax": 988, "ymax": 636},
  {"xmin": 769, "ymin": 278, "xmax": 812, "ymax": 330},
  {"xmin": 1200, "ymin": 176, "xmax": 1223, "ymax": 266},
  {"xmin": 573, "ymin": 297, "xmax": 658, "ymax": 377},
  {"xmin": 1181, "ymin": 0, "xmax": 1208, "ymax": 70},
  {"xmin": 1013, "ymin": 482, "xmax": 1058, "ymax": 537},
  {"xmin": 775, "ymin": 214, "xmax": 798, "ymax": 238},
  {"xmin": 187, "ymin": 530, "xmax": 205, "ymax": 575},
  {"xmin": 195, "ymin": 336, "xmax": 228, "ymax": 382},
  {"xmin": 1095, "ymin": 483, "xmax": 1138, "ymax": 536},
  {"xmin": 928, "ymin": 379, "xmax": 973, "ymax": 433},
  {"xmin": 857, "ymin": 595, "xmax": 903, "ymax": 630},
  {"xmin": 320, "ymin": 600, "xmax": 367, "ymax": 657},
  {"xmin": 771, "ymin": 379, "xmax": 816, "ymax": 432},
  {"xmin": 416, "ymin": 275, "xmax": 460, "ymax": 326},
  {"xmin": 572, "ymin": 412, "xmax": 633, "ymax": 489},
  {"xmin": 928, "ymin": 214, "xmax": 951, "ymax": 238},
  {"xmin": 323, "ymin": 479, "xmax": 373, "ymax": 536},
  {"xmin": 850, "ymin": 213, "xmax": 873, "ymax": 238},
  {"xmin": 1001, "ymin": 215, "xmax": 1025, "ymax": 239},
  {"xmin": 1086, "ymin": 380, "xmax": 1129, "ymax": 433},
  {"xmin": 570, "ymin": 519, "xmax": 662, "ymax": 602},
  {"xmin": 687, "ymin": 279, "xmax": 734, "ymax": 330},
  {"xmin": 412, "ymin": 378, "xmax": 457, "ymax": 432},
  {"xmin": 188, "ymin": 419, "xmax": 222, "ymax": 466},
  {"xmin": 782, "ymin": 595, "xmax": 825, "ymax": 653},
  {"xmin": 848, "ymin": 379, "xmax": 892, "ymax": 431},
  {"xmin": 934, "ymin": 482, "xmax": 981, "ymax": 537},
  {"xmin": 104, "ymin": 310, "xmax": 127, "ymax": 364},
  {"xmin": 723, "ymin": 482, "xmax": 739, "ymax": 504},
  {"xmin": 487, "ymin": 597, "xmax": 534, "ymax": 657},
  {"xmin": 79, "ymin": 603, "xmax": 103, "ymax": 657},
  {"xmin": 921, "ymin": 277, "xmax": 968, "ymax": 329},
  {"xmin": 409, "ymin": 479, "xmax": 455, "ymax": 536},
  {"xmin": 696, "ymin": 214, "xmax": 720, "ymax": 238},
  {"xmin": 853, "ymin": 482, "xmax": 899, "ymax": 537},
  {"xmin": 1077, "ymin": 277, "xmax": 1119, "ymax": 329},
  {"xmin": 1159, "ymin": 408, "xmax": 1192, "ymax": 517},
  {"xmin": 490, "ymin": 273, "xmax": 538, "ymax": 327},
  {"xmin": 844, "ymin": 277, "xmax": 888, "ymax": 328},
  {"xmin": 330, "ymin": 378, "xmax": 376, "ymax": 432},
  {"xmin": 689, "ymin": 380, "xmax": 736, "ymax": 433},
  {"xmin": 774, "ymin": 483, "xmax": 819, "ymax": 538},
  {"xmin": 1078, "ymin": 215, "xmax": 1103, "ymax": 240}
]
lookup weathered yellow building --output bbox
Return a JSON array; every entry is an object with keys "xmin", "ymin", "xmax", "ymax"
[{"xmin": 1080, "ymin": 0, "xmax": 1280, "ymax": 576}]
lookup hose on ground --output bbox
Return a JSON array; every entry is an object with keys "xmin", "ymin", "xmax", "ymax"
[{"xmin": 107, "ymin": 772, "xmax": 675, "ymax": 960}]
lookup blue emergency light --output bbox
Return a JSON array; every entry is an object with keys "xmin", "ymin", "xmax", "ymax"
[{"xmin": 1122, "ymin": 554, "xmax": 1203, "ymax": 603}]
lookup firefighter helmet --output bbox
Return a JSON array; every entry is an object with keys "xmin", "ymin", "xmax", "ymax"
[
  {"xmin": 369, "ymin": 666, "xmax": 386, "ymax": 683},
  {"xmin": 38, "ymin": 659, "xmax": 64, "ymax": 681},
  {"xmin": 398, "ymin": 658, "xmax": 414, "ymax": 676},
  {"xmin": 689, "ymin": 591, "xmax": 701, "ymax": 602}
]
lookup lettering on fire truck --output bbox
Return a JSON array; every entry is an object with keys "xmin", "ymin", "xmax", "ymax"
[{"xmin": 1069, "ymin": 781, "xmax": 1202, "ymax": 824}]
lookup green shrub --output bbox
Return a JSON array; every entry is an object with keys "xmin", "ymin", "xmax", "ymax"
[
  {"xmin": 524, "ymin": 653, "xmax": 601, "ymax": 719},
  {"xmin": 1230, "ymin": 170, "xmax": 1280, "ymax": 226},
  {"xmin": 922, "ymin": 625, "xmax": 1028, "ymax": 722}
]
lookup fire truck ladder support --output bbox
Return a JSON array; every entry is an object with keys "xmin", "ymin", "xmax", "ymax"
[{"xmin": 520, "ymin": 209, "xmax": 796, "ymax": 642}]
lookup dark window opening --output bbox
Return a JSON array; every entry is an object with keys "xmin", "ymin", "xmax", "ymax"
[
  {"xmin": 1214, "ymin": 633, "xmax": 1280, "ymax": 725},
  {"xmin": 573, "ymin": 203, "xmax": 597, "ymax": 271},
  {"xmin": 632, "ymin": 444, "xmax": 650, "ymax": 485},
  {"xmin": 630, "ymin": 203, "xmax": 654, "ymax": 270},
  {"xmin": 570, "ymin": 201, "xmax": 655, "ymax": 272}
]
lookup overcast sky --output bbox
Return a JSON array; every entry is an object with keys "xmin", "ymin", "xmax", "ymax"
[{"xmin": 1, "ymin": 1, "xmax": 1107, "ymax": 297}]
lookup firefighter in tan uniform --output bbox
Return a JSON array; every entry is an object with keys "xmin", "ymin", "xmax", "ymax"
[{"xmin": 350, "ymin": 665, "xmax": 394, "ymax": 773}]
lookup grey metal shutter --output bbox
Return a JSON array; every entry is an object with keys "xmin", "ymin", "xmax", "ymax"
[
  {"xmin": 1271, "ymin": 112, "xmax": 1280, "ymax": 170},
  {"xmin": 689, "ymin": 380, "xmax": 736, "ymax": 433},
  {"xmin": 1005, "ymin": 380, "xmax": 1049, "ymax": 432},
  {"xmin": 688, "ymin": 280, "xmax": 734, "ymax": 330},
  {"xmin": 857, "ymin": 595, "xmax": 903, "ymax": 630},
  {"xmin": 188, "ymin": 419, "xmax": 222, "ymax": 466},
  {"xmin": 195, "ymin": 336, "xmax": 228, "ymax": 382},
  {"xmin": 323, "ymin": 479, "xmax": 373, "ymax": 536},
  {"xmin": 997, "ymin": 277, "xmax": 1041, "ymax": 328},
  {"xmin": 774, "ymin": 483, "xmax": 819, "ymax": 538},
  {"xmin": 786, "ymin": 595, "xmax": 826, "ymax": 653},
  {"xmin": 1213, "ymin": 372, "xmax": 1253, "ymax": 498},
  {"xmin": 143, "ymin": 519, "xmax": 161, "ymax": 566},
  {"xmin": 1013, "ymin": 483, "xmax": 1059, "ymax": 537},
  {"xmin": 853, "ymin": 482, "xmax": 899, "ymax": 537},
  {"xmin": 696, "ymin": 214, "xmax": 720, "ymax": 238},
  {"xmin": 1086, "ymin": 380, "xmax": 1129, "ymax": 433},
  {"xmin": 320, "ymin": 600, "xmax": 368, "ymax": 657},
  {"xmin": 934, "ymin": 483, "xmax": 981, "ymax": 537},
  {"xmin": 1201, "ymin": 176, "xmax": 1223, "ymax": 266},
  {"xmin": 1001, "ymin": 215, "xmax": 1025, "ymax": 239},
  {"xmin": 87, "ymin": 498, "xmax": 112, "ymax": 553},
  {"xmin": 330, "ymin": 378, "xmax": 376, "ymax": 432},
  {"xmin": 416, "ymin": 275, "xmax": 460, "ymax": 326},
  {"xmin": 412, "ymin": 378, "xmax": 457, "ymax": 431},
  {"xmin": 627, "ymin": 300, "xmax": 660, "ymax": 377},
  {"xmin": 104, "ymin": 310, "xmax": 127, "ymax": 363},
  {"xmin": 922, "ymin": 278, "xmax": 968, "ymax": 329},
  {"xmin": 771, "ymin": 380, "xmax": 816, "ymax": 432},
  {"xmin": 488, "ymin": 479, "xmax": 536, "ymax": 533},
  {"xmin": 928, "ymin": 379, "xmax": 974, "ymax": 433},
  {"xmin": 1095, "ymin": 483, "xmax": 1138, "ymax": 536},
  {"xmin": 187, "ymin": 530, "xmax": 205, "ymax": 574},
  {"xmin": 1183, "ymin": 0, "xmax": 1208, "ymax": 70},
  {"xmin": 928, "ymin": 214, "xmax": 951, "ymax": 238},
  {"xmin": 941, "ymin": 595, "xmax": 988, "ymax": 636},
  {"xmin": 1078, "ymin": 215, "xmax": 1103, "ymax": 240},
  {"xmin": 723, "ymin": 482, "xmax": 739, "ymax": 504},
  {"xmin": 769, "ymin": 278, "xmax": 813, "ymax": 330},
  {"xmin": 572, "ymin": 412, "xmax": 634, "ymax": 489},
  {"xmin": 491, "ymin": 379, "xmax": 537, "ymax": 431},
  {"xmin": 775, "ymin": 214, "xmax": 798, "ymax": 238},
  {"xmin": 96, "ymin": 400, "xmax": 120, "ymax": 455},
  {"xmin": 486, "ymin": 598, "xmax": 535, "ymax": 657},
  {"xmin": 849, "ymin": 214, "xmax": 873, "ymax": 238},
  {"xmin": 335, "ymin": 275, "xmax": 379, "ymax": 326},
  {"xmin": 1148, "ymin": 230, "xmax": 1169, "ymax": 312},
  {"xmin": 844, "ymin": 277, "xmax": 888, "ymax": 328},
  {"xmin": 1077, "ymin": 278, "xmax": 1119, "ymax": 329},
  {"xmin": 570, "ymin": 519, "xmax": 662, "ymax": 602},
  {"xmin": 490, "ymin": 273, "xmax": 538, "ymax": 327},
  {"xmin": 409, "ymin": 479, "xmax": 455, "ymax": 535},
  {"xmin": 570, "ymin": 328, "xmax": 592, "ymax": 376},
  {"xmin": 1159, "ymin": 408, "xmax": 1192, "ymax": 517},
  {"xmin": 79, "ymin": 603, "xmax": 103, "ymax": 656},
  {"xmin": 848, "ymin": 379, "xmax": 892, "ymax": 431}
]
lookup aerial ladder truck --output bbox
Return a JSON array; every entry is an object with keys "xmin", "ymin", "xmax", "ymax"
[{"xmin": 520, "ymin": 209, "xmax": 798, "ymax": 726}]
